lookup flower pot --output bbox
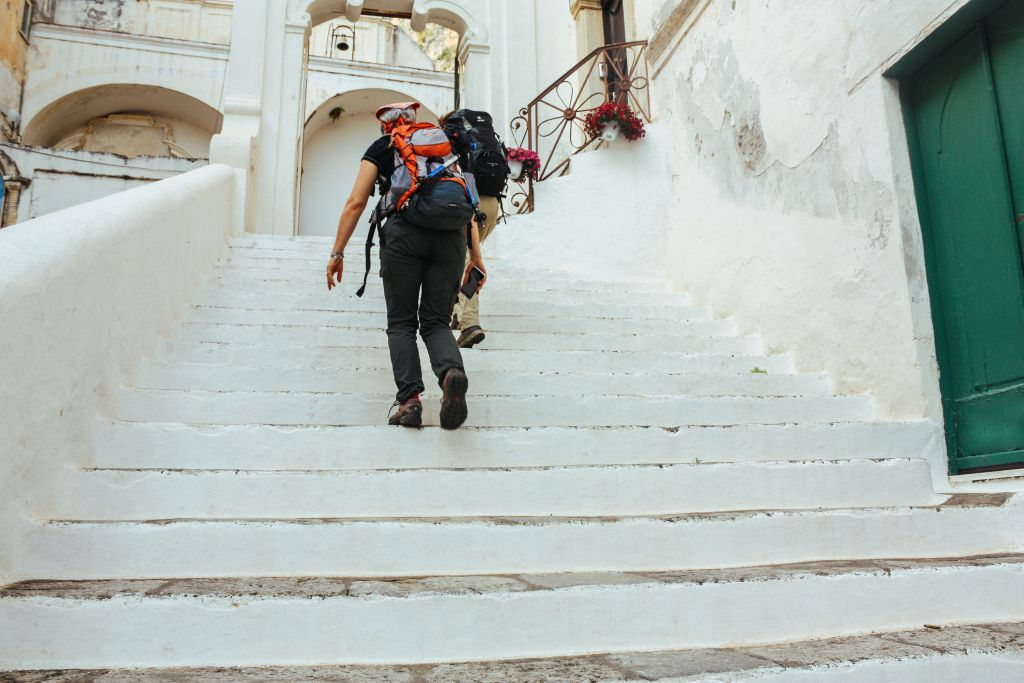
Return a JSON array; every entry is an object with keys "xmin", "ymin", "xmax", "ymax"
[
  {"xmin": 600, "ymin": 121, "xmax": 620, "ymax": 142},
  {"xmin": 507, "ymin": 159, "xmax": 524, "ymax": 180}
]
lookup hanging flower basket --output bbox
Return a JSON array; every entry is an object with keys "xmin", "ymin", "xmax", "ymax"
[
  {"xmin": 584, "ymin": 102, "xmax": 646, "ymax": 142},
  {"xmin": 506, "ymin": 146, "xmax": 541, "ymax": 180}
]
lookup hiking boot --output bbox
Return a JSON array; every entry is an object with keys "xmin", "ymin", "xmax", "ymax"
[
  {"xmin": 388, "ymin": 398, "xmax": 423, "ymax": 428},
  {"xmin": 457, "ymin": 326, "xmax": 486, "ymax": 349},
  {"xmin": 439, "ymin": 368, "xmax": 469, "ymax": 430}
]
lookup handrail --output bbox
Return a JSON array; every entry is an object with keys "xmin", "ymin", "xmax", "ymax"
[{"xmin": 508, "ymin": 40, "xmax": 651, "ymax": 213}]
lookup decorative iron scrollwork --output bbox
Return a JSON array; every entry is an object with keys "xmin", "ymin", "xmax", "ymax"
[{"xmin": 507, "ymin": 41, "xmax": 652, "ymax": 213}]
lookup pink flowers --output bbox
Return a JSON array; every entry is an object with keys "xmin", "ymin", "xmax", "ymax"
[
  {"xmin": 506, "ymin": 146, "xmax": 541, "ymax": 179},
  {"xmin": 584, "ymin": 102, "xmax": 646, "ymax": 142}
]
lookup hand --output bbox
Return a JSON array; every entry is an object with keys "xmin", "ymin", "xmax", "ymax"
[
  {"xmin": 463, "ymin": 258, "xmax": 487, "ymax": 294},
  {"xmin": 326, "ymin": 256, "xmax": 343, "ymax": 291}
]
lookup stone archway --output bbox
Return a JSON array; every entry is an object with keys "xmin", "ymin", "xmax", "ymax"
[
  {"xmin": 210, "ymin": 0, "xmax": 489, "ymax": 235},
  {"xmin": 298, "ymin": 88, "xmax": 440, "ymax": 237},
  {"xmin": 22, "ymin": 85, "xmax": 223, "ymax": 158}
]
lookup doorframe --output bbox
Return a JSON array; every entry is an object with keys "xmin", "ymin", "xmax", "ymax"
[
  {"xmin": 887, "ymin": 0, "xmax": 1016, "ymax": 475},
  {"xmin": 885, "ymin": 0, "xmax": 1009, "ymax": 80}
]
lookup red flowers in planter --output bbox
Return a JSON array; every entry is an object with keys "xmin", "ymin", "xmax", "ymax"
[
  {"xmin": 506, "ymin": 146, "xmax": 541, "ymax": 179},
  {"xmin": 584, "ymin": 102, "xmax": 646, "ymax": 142}
]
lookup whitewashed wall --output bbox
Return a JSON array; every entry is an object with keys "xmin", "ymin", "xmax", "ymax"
[
  {"xmin": 300, "ymin": 113, "xmax": 381, "ymax": 238},
  {"xmin": 20, "ymin": 24, "xmax": 229, "ymax": 147},
  {"xmin": 0, "ymin": 164, "xmax": 241, "ymax": 582},
  {"xmin": 310, "ymin": 17, "xmax": 436, "ymax": 69},
  {"xmin": 299, "ymin": 90, "xmax": 442, "ymax": 237},
  {"xmin": 47, "ymin": 0, "xmax": 233, "ymax": 44},
  {"xmin": 646, "ymin": 0, "xmax": 977, "ymax": 418},
  {"xmin": 490, "ymin": 126, "xmax": 670, "ymax": 284},
  {"xmin": 0, "ymin": 144, "xmax": 205, "ymax": 223},
  {"xmin": 305, "ymin": 61, "xmax": 454, "ymax": 121}
]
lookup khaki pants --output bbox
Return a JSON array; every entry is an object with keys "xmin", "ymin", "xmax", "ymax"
[{"xmin": 454, "ymin": 194, "xmax": 500, "ymax": 330}]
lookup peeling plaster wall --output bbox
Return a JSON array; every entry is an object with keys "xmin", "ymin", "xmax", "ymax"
[
  {"xmin": 21, "ymin": 24, "xmax": 229, "ymax": 145},
  {"xmin": 648, "ymin": 0, "xmax": 971, "ymax": 419},
  {"xmin": 628, "ymin": 0, "xmax": 660, "ymax": 41},
  {"xmin": 46, "ymin": 0, "xmax": 233, "ymax": 44},
  {"xmin": 55, "ymin": 115, "xmax": 215, "ymax": 158},
  {"xmin": 1, "ymin": 143, "xmax": 205, "ymax": 222},
  {"xmin": 1, "ymin": 0, "xmax": 28, "ymax": 139}
]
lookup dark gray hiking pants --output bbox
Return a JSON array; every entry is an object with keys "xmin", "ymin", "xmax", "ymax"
[{"xmin": 380, "ymin": 217, "xmax": 466, "ymax": 403}]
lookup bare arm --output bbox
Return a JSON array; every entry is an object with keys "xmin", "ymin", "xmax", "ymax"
[{"xmin": 326, "ymin": 160, "xmax": 379, "ymax": 291}]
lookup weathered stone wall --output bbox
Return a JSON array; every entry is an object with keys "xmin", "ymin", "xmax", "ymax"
[
  {"xmin": 0, "ymin": 0, "xmax": 28, "ymax": 141},
  {"xmin": 40, "ymin": 0, "xmax": 233, "ymax": 44},
  {"xmin": 0, "ymin": 143, "xmax": 206, "ymax": 222},
  {"xmin": 646, "ymin": 0, "xmax": 978, "ymax": 419}
]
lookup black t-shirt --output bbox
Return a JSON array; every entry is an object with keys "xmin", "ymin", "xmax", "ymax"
[{"xmin": 362, "ymin": 135, "xmax": 396, "ymax": 193}]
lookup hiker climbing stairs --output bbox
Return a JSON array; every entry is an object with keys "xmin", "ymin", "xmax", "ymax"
[{"xmin": 2, "ymin": 234, "xmax": 1022, "ymax": 675}]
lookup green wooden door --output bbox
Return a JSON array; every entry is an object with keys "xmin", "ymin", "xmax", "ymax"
[{"xmin": 904, "ymin": 1, "xmax": 1024, "ymax": 474}]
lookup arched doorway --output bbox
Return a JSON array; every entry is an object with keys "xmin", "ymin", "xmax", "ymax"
[
  {"xmin": 292, "ymin": 1, "xmax": 479, "ymax": 237},
  {"xmin": 298, "ymin": 89, "xmax": 440, "ymax": 236},
  {"xmin": 22, "ymin": 84, "xmax": 223, "ymax": 159},
  {"xmin": 211, "ymin": 0, "xmax": 488, "ymax": 235}
]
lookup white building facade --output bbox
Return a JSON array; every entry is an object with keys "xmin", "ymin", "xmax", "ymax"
[
  {"xmin": 0, "ymin": 0, "xmax": 1021, "ymax": 538},
  {"xmin": 1, "ymin": 0, "xmax": 1023, "ymax": 673}
]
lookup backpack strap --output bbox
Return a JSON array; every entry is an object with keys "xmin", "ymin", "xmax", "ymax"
[{"xmin": 356, "ymin": 200, "xmax": 384, "ymax": 298}]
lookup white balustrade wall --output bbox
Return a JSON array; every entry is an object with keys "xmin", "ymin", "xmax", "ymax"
[{"xmin": 0, "ymin": 164, "xmax": 243, "ymax": 582}]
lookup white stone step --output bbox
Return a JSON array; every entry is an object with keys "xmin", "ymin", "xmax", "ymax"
[
  {"xmin": 19, "ymin": 497, "xmax": 1019, "ymax": 578},
  {"xmin": 209, "ymin": 261, "xmax": 674, "ymax": 290},
  {"xmin": 3, "ymin": 556, "xmax": 1022, "ymax": 668},
  {"xmin": 218, "ymin": 253, "xmax": 665, "ymax": 286},
  {"xmin": 211, "ymin": 264, "xmax": 671, "ymax": 294},
  {"xmin": 134, "ymin": 361, "xmax": 830, "ymax": 397},
  {"xmin": 91, "ymin": 420, "xmax": 941, "ymax": 470},
  {"xmin": 169, "ymin": 322, "xmax": 763, "ymax": 355},
  {"xmin": 51, "ymin": 460, "xmax": 942, "ymax": 520},
  {"xmin": 219, "ymin": 248, "xmax": 610, "ymax": 272},
  {"xmin": 110, "ymin": 389, "xmax": 875, "ymax": 427},
  {"xmin": 4, "ymin": 623, "xmax": 1022, "ymax": 681},
  {"xmin": 158, "ymin": 340, "xmax": 796, "ymax": 375},
  {"xmin": 184, "ymin": 304, "xmax": 734, "ymax": 335},
  {"xmin": 191, "ymin": 286, "xmax": 704, "ymax": 319},
  {"xmin": 201, "ymin": 277, "xmax": 689, "ymax": 307}
]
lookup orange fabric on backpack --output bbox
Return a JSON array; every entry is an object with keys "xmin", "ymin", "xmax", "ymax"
[{"xmin": 390, "ymin": 122, "xmax": 470, "ymax": 212}]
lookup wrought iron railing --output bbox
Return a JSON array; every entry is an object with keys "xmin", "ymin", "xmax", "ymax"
[{"xmin": 507, "ymin": 40, "xmax": 651, "ymax": 213}]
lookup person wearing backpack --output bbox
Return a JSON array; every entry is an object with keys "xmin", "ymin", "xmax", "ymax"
[
  {"xmin": 441, "ymin": 110, "xmax": 509, "ymax": 349},
  {"xmin": 325, "ymin": 102, "xmax": 487, "ymax": 430}
]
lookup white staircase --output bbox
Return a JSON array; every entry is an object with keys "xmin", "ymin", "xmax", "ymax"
[{"xmin": 2, "ymin": 234, "xmax": 1023, "ymax": 676}]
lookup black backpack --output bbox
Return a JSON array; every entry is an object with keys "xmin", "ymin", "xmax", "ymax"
[{"xmin": 443, "ymin": 109, "xmax": 509, "ymax": 198}]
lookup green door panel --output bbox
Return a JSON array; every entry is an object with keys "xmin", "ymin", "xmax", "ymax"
[
  {"xmin": 987, "ymin": 2, "xmax": 1024, "ymax": 257},
  {"xmin": 905, "ymin": 4, "xmax": 1024, "ymax": 473},
  {"xmin": 958, "ymin": 386, "xmax": 1024, "ymax": 458},
  {"xmin": 909, "ymin": 31, "xmax": 1024, "ymax": 392}
]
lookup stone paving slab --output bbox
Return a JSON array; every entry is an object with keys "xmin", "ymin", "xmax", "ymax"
[
  {"xmin": 4, "ymin": 554, "xmax": 1023, "ymax": 602},
  {"xmin": 2, "ymin": 623, "xmax": 1021, "ymax": 682},
  {"xmin": 879, "ymin": 624, "xmax": 1024, "ymax": 654}
]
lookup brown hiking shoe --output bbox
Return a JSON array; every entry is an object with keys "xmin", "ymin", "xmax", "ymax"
[
  {"xmin": 457, "ymin": 326, "xmax": 486, "ymax": 349},
  {"xmin": 388, "ymin": 398, "xmax": 423, "ymax": 428},
  {"xmin": 439, "ymin": 368, "xmax": 469, "ymax": 430}
]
